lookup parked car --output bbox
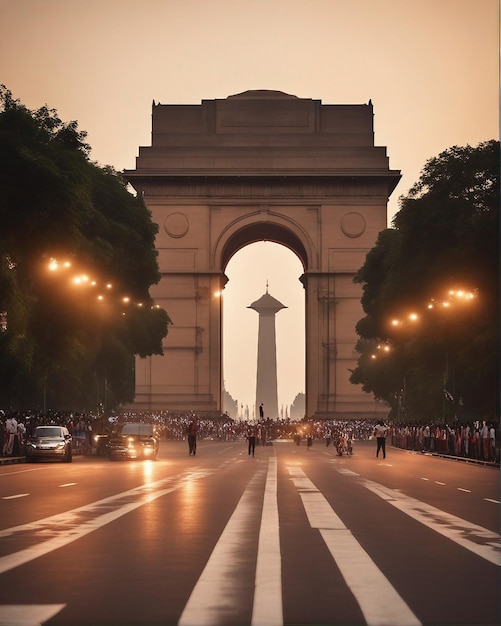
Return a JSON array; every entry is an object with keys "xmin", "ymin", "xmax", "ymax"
[
  {"xmin": 107, "ymin": 423, "xmax": 160, "ymax": 460},
  {"xmin": 25, "ymin": 425, "xmax": 72, "ymax": 463}
]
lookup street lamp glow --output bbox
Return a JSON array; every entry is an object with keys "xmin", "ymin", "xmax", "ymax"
[
  {"xmin": 73, "ymin": 275, "xmax": 90, "ymax": 285},
  {"xmin": 409, "ymin": 313, "xmax": 419, "ymax": 321}
]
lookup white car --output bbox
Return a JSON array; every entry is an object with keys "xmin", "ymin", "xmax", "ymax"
[{"xmin": 25, "ymin": 425, "xmax": 73, "ymax": 463}]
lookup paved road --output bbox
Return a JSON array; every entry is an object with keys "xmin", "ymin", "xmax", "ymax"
[{"xmin": 0, "ymin": 439, "xmax": 499, "ymax": 625}]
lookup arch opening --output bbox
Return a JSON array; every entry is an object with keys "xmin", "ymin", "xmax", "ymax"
[
  {"xmin": 220, "ymin": 222, "xmax": 308, "ymax": 274},
  {"xmin": 222, "ymin": 241, "xmax": 305, "ymax": 421}
]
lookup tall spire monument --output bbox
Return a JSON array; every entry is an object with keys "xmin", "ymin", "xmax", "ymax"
[{"xmin": 248, "ymin": 283, "xmax": 286, "ymax": 420}]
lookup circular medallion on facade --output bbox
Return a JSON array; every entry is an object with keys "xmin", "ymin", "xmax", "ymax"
[
  {"xmin": 341, "ymin": 212, "xmax": 366, "ymax": 238},
  {"xmin": 164, "ymin": 212, "xmax": 189, "ymax": 238}
]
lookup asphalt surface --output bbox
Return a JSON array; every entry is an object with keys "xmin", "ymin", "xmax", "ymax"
[{"xmin": 0, "ymin": 439, "xmax": 499, "ymax": 626}]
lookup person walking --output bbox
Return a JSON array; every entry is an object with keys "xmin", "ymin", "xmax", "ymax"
[
  {"xmin": 187, "ymin": 417, "xmax": 197, "ymax": 455},
  {"xmin": 247, "ymin": 423, "xmax": 257, "ymax": 457},
  {"xmin": 374, "ymin": 420, "xmax": 388, "ymax": 459}
]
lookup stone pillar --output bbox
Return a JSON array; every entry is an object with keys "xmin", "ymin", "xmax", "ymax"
[{"xmin": 248, "ymin": 288, "xmax": 286, "ymax": 420}]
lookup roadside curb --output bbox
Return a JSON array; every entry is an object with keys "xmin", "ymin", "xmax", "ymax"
[
  {"xmin": 0, "ymin": 456, "xmax": 25, "ymax": 465},
  {"xmin": 424, "ymin": 451, "xmax": 500, "ymax": 468},
  {"xmin": 394, "ymin": 446, "xmax": 500, "ymax": 469}
]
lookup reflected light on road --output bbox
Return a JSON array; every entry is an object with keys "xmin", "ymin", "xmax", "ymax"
[
  {"xmin": 141, "ymin": 460, "xmax": 154, "ymax": 482},
  {"xmin": 178, "ymin": 477, "xmax": 202, "ymax": 531}
]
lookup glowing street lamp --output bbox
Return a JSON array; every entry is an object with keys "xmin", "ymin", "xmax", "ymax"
[{"xmin": 391, "ymin": 286, "xmax": 477, "ymax": 422}]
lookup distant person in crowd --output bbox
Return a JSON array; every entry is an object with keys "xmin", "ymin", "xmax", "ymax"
[
  {"xmin": 325, "ymin": 429, "xmax": 332, "ymax": 447},
  {"xmin": 187, "ymin": 417, "xmax": 197, "ymax": 455},
  {"xmin": 247, "ymin": 423, "xmax": 257, "ymax": 457},
  {"xmin": 374, "ymin": 420, "xmax": 388, "ymax": 459},
  {"xmin": 259, "ymin": 403, "xmax": 264, "ymax": 419},
  {"xmin": 472, "ymin": 428, "xmax": 480, "ymax": 459},
  {"xmin": 488, "ymin": 422, "xmax": 496, "ymax": 462},
  {"xmin": 3, "ymin": 413, "xmax": 18, "ymax": 456},
  {"xmin": 480, "ymin": 420, "xmax": 489, "ymax": 460}
]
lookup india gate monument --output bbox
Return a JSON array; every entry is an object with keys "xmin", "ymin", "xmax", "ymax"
[{"xmin": 124, "ymin": 90, "xmax": 400, "ymax": 419}]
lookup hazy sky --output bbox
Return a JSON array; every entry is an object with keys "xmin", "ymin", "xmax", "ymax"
[{"xmin": 1, "ymin": 0, "xmax": 498, "ymax": 415}]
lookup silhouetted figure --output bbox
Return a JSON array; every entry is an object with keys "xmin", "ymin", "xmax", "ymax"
[
  {"xmin": 374, "ymin": 420, "xmax": 388, "ymax": 459},
  {"xmin": 247, "ymin": 424, "xmax": 257, "ymax": 457},
  {"xmin": 187, "ymin": 418, "xmax": 197, "ymax": 455}
]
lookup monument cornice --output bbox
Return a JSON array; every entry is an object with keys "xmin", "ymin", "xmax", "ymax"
[{"xmin": 124, "ymin": 174, "xmax": 400, "ymax": 198}]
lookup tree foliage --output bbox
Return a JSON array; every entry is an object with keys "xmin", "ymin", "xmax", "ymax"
[
  {"xmin": 0, "ymin": 86, "xmax": 170, "ymax": 411},
  {"xmin": 350, "ymin": 140, "xmax": 499, "ymax": 421}
]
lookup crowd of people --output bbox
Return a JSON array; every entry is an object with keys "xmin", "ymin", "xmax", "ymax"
[
  {"xmin": 0, "ymin": 408, "xmax": 498, "ymax": 464},
  {"xmin": 387, "ymin": 420, "xmax": 498, "ymax": 463}
]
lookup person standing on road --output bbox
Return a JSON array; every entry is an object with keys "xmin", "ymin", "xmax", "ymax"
[
  {"xmin": 374, "ymin": 420, "xmax": 388, "ymax": 459},
  {"xmin": 247, "ymin": 423, "xmax": 257, "ymax": 457},
  {"xmin": 187, "ymin": 417, "xmax": 197, "ymax": 455}
]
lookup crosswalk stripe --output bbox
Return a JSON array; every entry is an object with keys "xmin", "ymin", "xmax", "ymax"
[
  {"xmin": 0, "ymin": 604, "xmax": 65, "ymax": 625},
  {"xmin": 178, "ymin": 469, "xmax": 267, "ymax": 626},
  {"xmin": 252, "ymin": 457, "xmax": 283, "ymax": 626},
  {"xmin": 289, "ymin": 466, "xmax": 421, "ymax": 626},
  {"xmin": 359, "ymin": 477, "xmax": 501, "ymax": 566}
]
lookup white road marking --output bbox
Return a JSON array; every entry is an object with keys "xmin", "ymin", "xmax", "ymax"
[
  {"xmin": 457, "ymin": 488, "xmax": 471, "ymax": 493},
  {"xmin": 357, "ymin": 476, "xmax": 501, "ymax": 566},
  {"xmin": 0, "ymin": 468, "xmax": 212, "ymax": 575},
  {"xmin": 0, "ymin": 467, "xmax": 49, "ymax": 476},
  {"xmin": 178, "ymin": 469, "xmax": 268, "ymax": 626},
  {"xmin": 289, "ymin": 467, "xmax": 421, "ymax": 626},
  {"xmin": 59, "ymin": 483, "xmax": 77, "ymax": 488},
  {"xmin": 0, "ymin": 604, "xmax": 65, "ymax": 626},
  {"xmin": 337, "ymin": 469, "xmax": 359, "ymax": 476},
  {"xmin": 485, "ymin": 498, "xmax": 500, "ymax": 504},
  {"xmin": 434, "ymin": 481, "xmax": 445, "ymax": 485},
  {"xmin": 2, "ymin": 494, "xmax": 29, "ymax": 500},
  {"xmin": 252, "ymin": 457, "xmax": 283, "ymax": 626}
]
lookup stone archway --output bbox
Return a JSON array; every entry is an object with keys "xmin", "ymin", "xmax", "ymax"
[{"xmin": 124, "ymin": 90, "xmax": 400, "ymax": 419}]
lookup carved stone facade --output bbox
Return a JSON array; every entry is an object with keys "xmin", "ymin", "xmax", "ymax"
[{"xmin": 124, "ymin": 90, "xmax": 400, "ymax": 418}]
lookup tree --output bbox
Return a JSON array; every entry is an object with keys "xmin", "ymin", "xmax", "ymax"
[
  {"xmin": 350, "ymin": 140, "xmax": 499, "ymax": 421},
  {"xmin": 0, "ymin": 86, "xmax": 170, "ymax": 410}
]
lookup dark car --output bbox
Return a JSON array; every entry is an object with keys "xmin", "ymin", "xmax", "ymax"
[
  {"xmin": 25, "ymin": 425, "xmax": 73, "ymax": 463},
  {"xmin": 93, "ymin": 431, "xmax": 111, "ymax": 456},
  {"xmin": 107, "ymin": 423, "xmax": 160, "ymax": 460}
]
